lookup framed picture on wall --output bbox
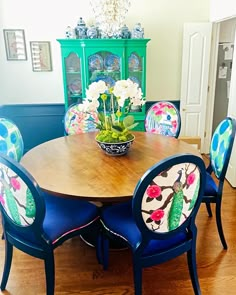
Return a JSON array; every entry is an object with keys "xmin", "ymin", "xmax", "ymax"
[
  {"xmin": 30, "ymin": 41, "xmax": 52, "ymax": 72},
  {"xmin": 3, "ymin": 29, "xmax": 27, "ymax": 60}
]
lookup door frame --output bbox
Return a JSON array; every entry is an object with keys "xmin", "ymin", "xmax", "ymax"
[{"xmin": 204, "ymin": 22, "xmax": 220, "ymax": 153}]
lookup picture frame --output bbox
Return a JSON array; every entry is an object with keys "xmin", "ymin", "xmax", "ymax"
[
  {"xmin": 30, "ymin": 41, "xmax": 52, "ymax": 72},
  {"xmin": 3, "ymin": 29, "xmax": 27, "ymax": 60}
]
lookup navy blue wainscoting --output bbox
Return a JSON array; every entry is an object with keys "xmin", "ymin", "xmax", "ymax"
[{"xmin": 0, "ymin": 104, "xmax": 65, "ymax": 153}]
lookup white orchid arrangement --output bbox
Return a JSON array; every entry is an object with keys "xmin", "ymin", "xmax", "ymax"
[{"xmin": 79, "ymin": 79, "xmax": 145, "ymax": 142}]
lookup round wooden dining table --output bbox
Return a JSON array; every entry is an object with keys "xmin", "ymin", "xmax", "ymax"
[{"xmin": 21, "ymin": 131, "xmax": 201, "ymax": 203}]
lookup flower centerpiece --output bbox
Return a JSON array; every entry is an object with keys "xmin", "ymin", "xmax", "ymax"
[{"xmin": 78, "ymin": 79, "xmax": 145, "ymax": 155}]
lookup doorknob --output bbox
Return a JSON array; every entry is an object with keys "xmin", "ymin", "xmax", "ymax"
[{"xmin": 182, "ymin": 108, "xmax": 186, "ymax": 111}]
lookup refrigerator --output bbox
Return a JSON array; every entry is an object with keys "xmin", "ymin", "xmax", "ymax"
[{"xmin": 212, "ymin": 42, "xmax": 234, "ymax": 134}]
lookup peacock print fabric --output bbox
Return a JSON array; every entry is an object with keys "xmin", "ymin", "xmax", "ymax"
[
  {"xmin": 210, "ymin": 118, "xmax": 233, "ymax": 178},
  {"xmin": 0, "ymin": 163, "xmax": 36, "ymax": 226},
  {"xmin": 145, "ymin": 102, "xmax": 180, "ymax": 137},
  {"xmin": 64, "ymin": 104, "xmax": 99, "ymax": 135},
  {"xmin": 141, "ymin": 162, "xmax": 201, "ymax": 232},
  {"xmin": 0, "ymin": 118, "xmax": 24, "ymax": 161}
]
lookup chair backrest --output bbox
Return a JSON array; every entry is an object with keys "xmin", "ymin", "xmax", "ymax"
[
  {"xmin": 64, "ymin": 103, "xmax": 99, "ymax": 135},
  {"xmin": 0, "ymin": 117, "xmax": 24, "ymax": 161},
  {"xmin": 0, "ymin": 153, "xmax": 45, "ymax": 241},
  {"xmin": 209, "ymin": 117, "xmax": 236, "ymax": 180},
  {"xmin": 132, "ymin": 154, "xmax": 205, "ymax": 238},
  {"xmin": 145, "ymin": 101, "xmax": 181, "ymax": 138}
]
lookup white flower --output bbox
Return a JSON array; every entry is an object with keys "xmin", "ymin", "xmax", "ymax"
[
  {"xmin": 83, "ymin": 78, "xmax": 145, "ymax": 113},
  {"xmin": 86, "ymin": 80, "xmax": 108, "ymax": 100},
  {"xmin": 130, "ymin": 88, "xmax": 144, "ymax": 106},
  {"xmin": 80, "ymin": 98, "xmax": 99, "ymax": 112},
  {"xmin": 113, "ymin": 79, "xmax": 131, "ymax": 101}
]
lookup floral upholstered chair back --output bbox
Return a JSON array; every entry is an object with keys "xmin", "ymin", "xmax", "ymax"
[
  {"xmin": 64, "ymin": 103, "xmax": 99, "ymax": 135},
  {"xmin": 0, "ymin": 155, "xmax": 43, "ymax": 228},
  {"xmin": 210, "ymin": 117, "xmax": 236, "ymax": 180},
  {"xmin": 133, "ymin": 155, "xmax": 205, "ymax": 234},
  {"xmin": 0, "ymin": 117, "xmax": 24, "ymax": 162},
  {"xmin": 145, "ymin": 101, "xmax": 181, "ymax": 138}
]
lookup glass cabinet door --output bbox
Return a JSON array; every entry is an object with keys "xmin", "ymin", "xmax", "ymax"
[
  {"xmin": 128, "ymin": 52, "xmax": 143, "ymax": 89},
  {"xmin": 65, "ymin": 53, "xmax": 82, "ymax": 107},
  {"xmin": 88, "ymin": 51, "xmax": 121, "ymax": 87}
]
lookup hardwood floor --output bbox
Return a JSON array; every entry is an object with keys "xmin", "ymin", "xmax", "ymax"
[{"xmin": 0, "ymin": 155, "xmax": 236, "ymax": 294}]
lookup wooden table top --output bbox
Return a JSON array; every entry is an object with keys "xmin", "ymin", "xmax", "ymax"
[{"xmin": 21, "ymin": 132, "xmax": 201, "ymax": 203}]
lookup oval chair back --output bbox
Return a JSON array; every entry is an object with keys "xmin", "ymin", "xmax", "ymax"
[
  {"xmin": 133, "ymin": 154, "xmax": 205, "ymax": 241},
  {"xmin": 209, "ymin": 117, "xmax": 236, "ymax": 181},
  {"xmin": 64, "ymin": 103, "xmax": 99, "ymax": 135},
  {"xmin": 145, "ymin": 101, "xmax": 181, "ymax": 138},
  {"xmin": 0, "ymin": 117, "xmax": 24, "ymax": 161}
]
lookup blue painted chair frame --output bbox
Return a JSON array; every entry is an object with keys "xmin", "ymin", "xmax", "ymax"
[
  {"xmin": 202, "ymin": 117, "xmax": 236, "ymax": 249},
  {"xmin": 0, "ymin": 153, "xmax": 100, "ymax": 295},
  {"xmin": 99, "ymin": 154, "xmax": 206, "ymax": 295}
]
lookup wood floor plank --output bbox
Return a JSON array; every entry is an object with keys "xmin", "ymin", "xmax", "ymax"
[{"xmin": 0, "ymin": 154, "xmax": 236, "ymax": 294}]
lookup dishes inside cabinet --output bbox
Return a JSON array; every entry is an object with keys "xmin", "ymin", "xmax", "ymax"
[
  {"xmin": 128, "ymin": 53, "xmax": 141, "ymax": 71},
  {"xmin": 66, "ymin": 53, "xmax": 80, "ymax": 72},
  {"xmin": 68, "ymin": 79, "xmax": 82, "ymax": 95},
  {"xmin": 89, "ymin": 54, "xmax": 103, "ymax": 71},
  {"xmin": 129, "ymin": 76, "xmax": 141, "ymax": 87},
  {"xmin": 104, "ymin": 54, "xmax": 120, "ymax": 71},
  {"xmin": 94, "ymin": 74, "xmax": 115, "ymax": 88}
]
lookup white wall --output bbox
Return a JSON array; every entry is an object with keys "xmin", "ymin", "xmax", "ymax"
[
  {"xmin": 210, "ymin": 0, "xmax": 236, "ymax": 22},
  {"xmin": 0, "ymin": 0, "xmax": 209, "ymax": 104},
  {"xmin": 219, "ymin": 18, "xmax": 236, "ymax": 42}
]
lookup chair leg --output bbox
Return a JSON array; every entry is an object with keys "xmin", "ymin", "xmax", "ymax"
[
  {"xmin": 102, "ymin": 235, "xmax": 109, "ymax": 270},
  {"xmin": 1, "ymin": 240, "xmax": 13, "ymax": 291},
  {"xmin": 96, "ymin": 232, "xmax": 103, "ymax": 265},
  {"xmin": 133, "ymin": 262, "xmax": 142, "ymax": 295},
  {"xmin": 187, "ymin": 247, "xmax": 201, "ymax": 295},
  {"xmin": 205, "ymin": 203, "xmax": 212, "ymax": 217},
  {"xmin": 44, "ymin": 252, "xmax": 55, "ymax": 295},
  {"xmin": 215, "ymin": 198, "xmax": 227, "ymax": 249}
]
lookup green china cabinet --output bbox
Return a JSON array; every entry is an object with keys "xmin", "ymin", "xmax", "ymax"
[{"xmin": 57, "ymin": 38, "xmax": 150, "ymax": 130}]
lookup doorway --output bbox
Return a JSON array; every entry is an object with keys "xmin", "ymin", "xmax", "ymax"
[{"xmin": 212, "ymin": 19, "xmax": 236, "ymax": 135}]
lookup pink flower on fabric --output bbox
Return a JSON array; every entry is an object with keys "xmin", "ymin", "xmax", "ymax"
[
  {"xmin": 153, "ymin": 105, "xmax": 164, "ymax": 115},
  {"xmin": 10, "ymin": 178, "xmax": 21, "ymax": 190},
  {"xmin": 0, "ymin": 195, "xmax": 5, "ymax": 206},
  {"xmin": 147, "ymin": 185, "xmax": 162, "ymax": 198},
  {"xmin": 150, "ymin": 209, "xmax": 165, "ymax": 221},
  {"xmin": 187, "ymin": 173, "xmax": 196, "ymax": 186},
  {"xmin": 172, "ymin": 120, "xmax": 177, "ymax": 129}
]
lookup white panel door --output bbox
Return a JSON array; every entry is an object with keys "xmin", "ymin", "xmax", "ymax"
[
  {"xmin": 180, "ymin": 23, "xmax": 212, "ymax": 150},
  {"xmin": 226, "ymin": 28, "xmax": 236, "ymax": 187}
]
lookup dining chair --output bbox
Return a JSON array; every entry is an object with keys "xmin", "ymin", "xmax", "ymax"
[
  {"xmin": 202, "ymin": 117, "xmax": 236, "ymax": 249},
  {"xmin": 0, "ymin": 117, "xmax": 24, "ymax": 161},
  {"xmin": 145, "ymin": 101, "xmax": 181, "ymax": 138},
  {"xmin": 64, "ymin": 103, "xmax": 99, "ymax": 135},
  {"xmin": 98, "ymin": 154, "xmax": 206, "ymax": 295},
  {"xmin": 0, "ymin": 153, "xmax": 100, "ymax": 295}
]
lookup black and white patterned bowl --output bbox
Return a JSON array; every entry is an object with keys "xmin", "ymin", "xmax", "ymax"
[{"xmin": 96, "ymin": 136, "xmax": 135, "ymax": 156}]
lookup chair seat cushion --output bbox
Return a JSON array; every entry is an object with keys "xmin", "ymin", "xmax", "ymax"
[
  {"xmin": 204, "ymin": 172, "xmax": 218, "ymax": 197},
  {"xmin": 44, "ymin": 194, "xmax": 99, "ymax": 244},
  {"xmin": 102, "ymin": 201, "xmax": 187, "ymax": 256},
  {"xmin": 10, "ymin": 193, "xmax": 99, "ymax": 246}
]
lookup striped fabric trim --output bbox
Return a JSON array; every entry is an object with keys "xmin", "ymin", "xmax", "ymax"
[
  {"xmin": 52, "ymin": 216, "xmax": 99, "ymax": 244},
  {"xmin": 100, "ymin": 220, "xmax": 128, "ymax": 243}
]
